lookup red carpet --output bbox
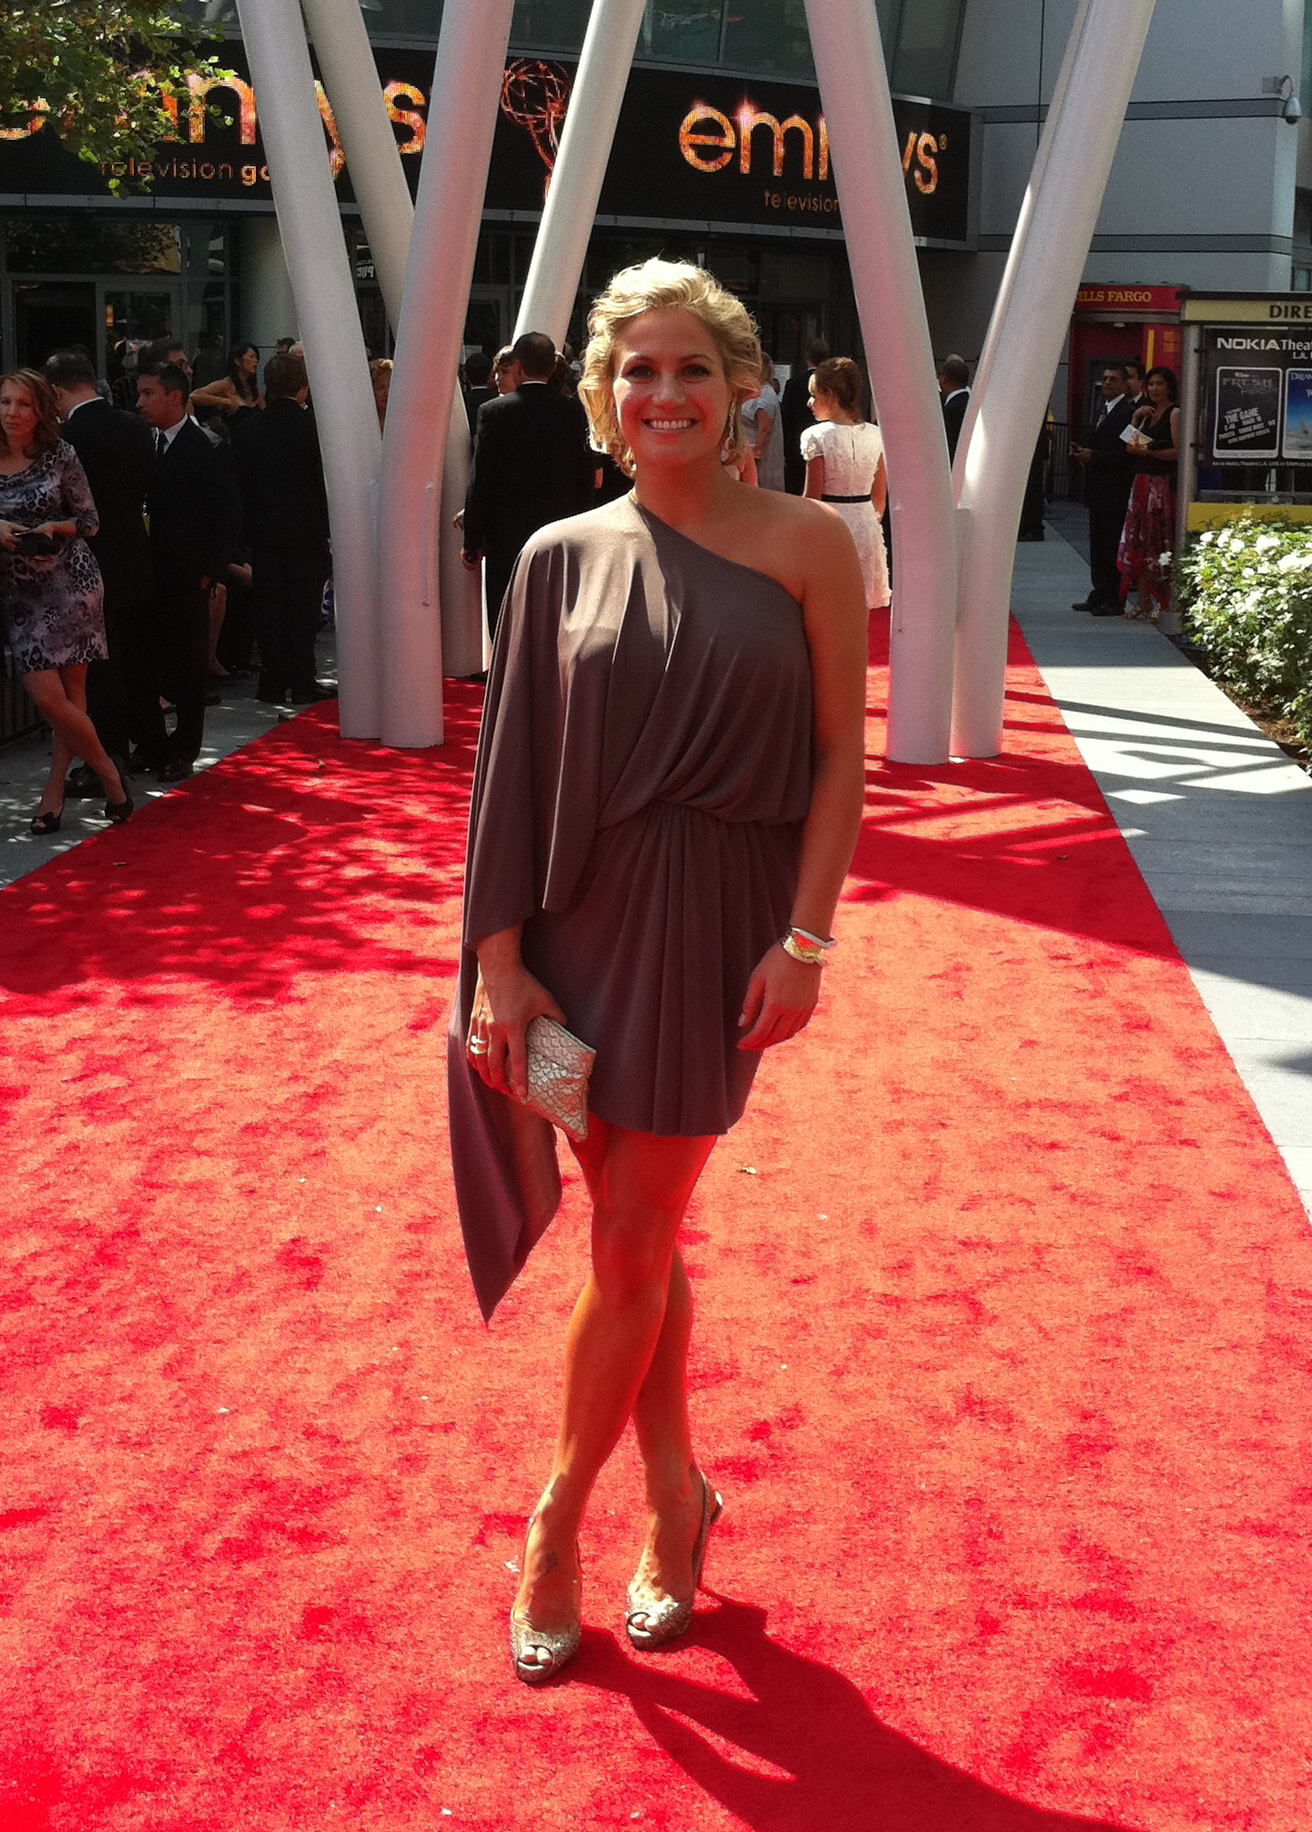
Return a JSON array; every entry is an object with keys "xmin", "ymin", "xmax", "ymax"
[{"xmin": 2, "ymin": 620, "xmax": 1310, "ymax": 1832}]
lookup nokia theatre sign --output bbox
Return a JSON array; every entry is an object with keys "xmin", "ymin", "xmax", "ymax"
[{"xmin": 0, "ymin": 49, "xmax": 974, "ymax": 247}]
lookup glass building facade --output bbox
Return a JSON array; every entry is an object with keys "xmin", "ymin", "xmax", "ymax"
[{"xmin": 0, "ymin": 1, "xmax": 971, "ymax": 381}]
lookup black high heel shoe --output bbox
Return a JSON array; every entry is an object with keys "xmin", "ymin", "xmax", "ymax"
[
  {"xmin": 30, "ymin": 803, "xmax": 64, "ymax": 835},
  {"xmin": 103, "ymin": 789, "xmax": 134, "ymax": 825}
]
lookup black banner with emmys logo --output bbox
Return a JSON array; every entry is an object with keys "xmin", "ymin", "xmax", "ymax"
[{"xmin": 0, "ymin": 46, "xmax": 973, "ymax": 247}]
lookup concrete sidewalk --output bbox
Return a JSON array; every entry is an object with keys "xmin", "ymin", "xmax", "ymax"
[
  {"xmin": 1011, "ymin": 526, "xmax": 1312, "ymax": 1219},
  {"xmin": 0, "ymin": 638, "xmax": 336, "ymax": 891}
]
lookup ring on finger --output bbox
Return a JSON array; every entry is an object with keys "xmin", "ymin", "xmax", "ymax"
[{"xmin": 468, "ymin": 1036, "xmax": 489, "ymax": 1056}]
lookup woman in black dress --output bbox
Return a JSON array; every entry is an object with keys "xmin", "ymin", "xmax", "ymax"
[
  {"xmin": 448, "ymin": 261, "xmax": 867, "ymax": 1684},
  {"xmin": 189, "ymin": 343, "xmax": 264, "ymax": 432},
  {"xmin": 0, "ymin": 370, "xmax": 131, "ymax": 830}
]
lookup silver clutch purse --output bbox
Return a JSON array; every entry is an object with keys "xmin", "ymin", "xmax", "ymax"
[{"xmin": 523, "ymin": 1015, "xmax": 595, "ymax": 1142}]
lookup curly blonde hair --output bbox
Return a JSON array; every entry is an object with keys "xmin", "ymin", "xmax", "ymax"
[{"xmin": 578, "ymin": 258, "xmax": 763, "ymax": 475}]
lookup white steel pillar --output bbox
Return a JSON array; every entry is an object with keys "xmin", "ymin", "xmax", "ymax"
[
  {"xmin": 951, "ymin": 0, "xmax": 1156, "ymax": 757},
  {"xmin": 377, "ymin": 0, "xmax": 515, "ymax": 745},
  {"xmin": 803, "ymin": 0, "xmax": 958, "ymax": 765},
  {"xmin": 299, "ymin": 0, "xmax": 412, "ymax": 325},
  {"xmin": 235, "ymin": 0, "xmax": 382, "ymax": 741},
  {"xmin": 301, "ymin": 0, "xmax": 485, "ymax": 693},
  {"xmin": 513, "ymin": 0, "xmax": 648, "ymax": 346}
]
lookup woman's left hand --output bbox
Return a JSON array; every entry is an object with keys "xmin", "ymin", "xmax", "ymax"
[{"xmin": 737, "ymin": 942, "xmax": 822, "ymax": 1051}]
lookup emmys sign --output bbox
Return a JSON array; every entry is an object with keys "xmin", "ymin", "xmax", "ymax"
[{"xmin": 0, "ymin": 46, "xmax": 973, "ymax": 246}]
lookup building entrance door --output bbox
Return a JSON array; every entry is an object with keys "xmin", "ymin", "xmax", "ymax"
[
  {"xmin": 100, "ymin": 282, "xmax": 183, "ymax": 374},
  {"xmin": 12, "ymin": 279, "xmax": 98, "ymax": 368},
  {"xmin": 464, "ymin": 286, "xmax": 510, "ymax": 358}
]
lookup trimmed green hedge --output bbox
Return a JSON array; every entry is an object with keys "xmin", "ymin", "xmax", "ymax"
[{"xmin": 1176, "ymin": 517, "xmax": 1312, "ymax": 747}]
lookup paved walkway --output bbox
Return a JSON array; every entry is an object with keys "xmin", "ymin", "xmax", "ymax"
[
  {"xmin": 1014, "ymin": 526, "xmax": 1312, "ymax": 1219},
  {"xmin": 3, "ymin": 548, "xmax": 1308, "ymax": 1217},
  {"xmin": 0, "ymin": 654, "xmax": 331, "ymax": 891}
]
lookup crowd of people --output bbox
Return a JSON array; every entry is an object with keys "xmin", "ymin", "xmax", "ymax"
[
  {"xmin": 455, "ymin": 327, "xmax": 895, "ymax": 652},
  {"xmin": 1, "ymin": 301, "xmax": 1000, "ymax": 841},
  {"xmin": 0, "ymin": 335, "xmax": 336, "ymax": 834},
  {"xmin": 1070, "ymin": 357, "xmax": 1179, "ymax": 619}
]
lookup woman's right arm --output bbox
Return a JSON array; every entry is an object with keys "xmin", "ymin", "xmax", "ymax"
[
  {"xmin": 802, "ymin": 454, "xmax": 825, "ymax": 500},
  {"xmin": 469, "ymin": 926, "xmax": 566, "ymax": 1101},
  {"xmin": 190, "ymin": 378, "xmax": 237, "ymax": 414},
  {"xmin": 870, "ymin": 455, "xmax": 888, "ymax": 519}
]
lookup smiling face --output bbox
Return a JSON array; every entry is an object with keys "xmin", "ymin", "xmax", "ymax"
[
  {"xmin": 1146, "ymin": 371, "xmax": 1170, "ymax": 405},
  {"xmin": 0, "ymin": 381, "xmax": 38, "ymax": 453},
  {"xmin": 611, "ymin": 307, "xmax": 734, "ymax": 474}
]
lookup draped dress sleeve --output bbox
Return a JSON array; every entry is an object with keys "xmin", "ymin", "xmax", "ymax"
[{"xmin": 446, "ymin": 498, "xmax": 813, "ymax": 1321}]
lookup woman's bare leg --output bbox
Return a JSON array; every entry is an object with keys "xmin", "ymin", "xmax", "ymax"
[
  {"xmin": 38, "ymin": 725, "xmax": 75, "ymax": 816},
  {"xmin": 627, "ymin": 1249, "xmax": 710, "ymax": 1621},
  {"xmin": 24, "ymin": 668, "xmax": 123, "ymax": 804},
  {"xmin": 513, "ymin": 1120, "xmax": 715, "ymax": 1654}
]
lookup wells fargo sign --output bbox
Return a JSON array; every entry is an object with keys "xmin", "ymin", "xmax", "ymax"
[
  {"xmin": 0, "ymin": 48, "xmax": 974, "ymax": 246},
  {"xmin": 1074, "ymin": 284, "xmax": 1184, "ymax": 314}
]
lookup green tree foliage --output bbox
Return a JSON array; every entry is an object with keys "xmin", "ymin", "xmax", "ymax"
[{"xmin": 0, "ymin": 3, "xmax": 229, "ymax": 194}]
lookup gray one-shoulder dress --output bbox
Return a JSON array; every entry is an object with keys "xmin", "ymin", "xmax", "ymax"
[{"xmin": 447, "ymin": 495, "xmax": 814, "ymax": 1319}]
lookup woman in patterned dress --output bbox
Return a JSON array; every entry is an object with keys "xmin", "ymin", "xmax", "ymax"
[
  {"xmin": 0, "ymin": 369, "xmax": 131, "ymax": 831},
  {"xmin": 1117, "ymin": 365, "xmax": 1179, "ymax": 621}
]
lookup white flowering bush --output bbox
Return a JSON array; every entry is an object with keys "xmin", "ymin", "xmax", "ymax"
[{"xmin": 1175, "ymin": 517, "xmax": 1312, "ymax": 745}]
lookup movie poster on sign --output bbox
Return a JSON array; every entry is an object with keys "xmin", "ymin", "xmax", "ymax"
[
  {"xmin": 1212, "ymin": 367, "xmax": 1282, "ymax": 461},
  {"xmin": 1282, "ymin": 369, "xmax": 1312, "ymax": 459}
]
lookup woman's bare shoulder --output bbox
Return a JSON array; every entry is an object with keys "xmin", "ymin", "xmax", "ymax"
[
  {"xmin": 743, "ymin": 487, "xmax": 851, "ymax": 548},
  {"xmin": 730, "ymin": 489, "xmax": 863, "ymax": 603}
]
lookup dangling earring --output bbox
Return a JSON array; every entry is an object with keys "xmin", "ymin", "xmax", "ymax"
[{"xmin": 721, "ymin": 408, "xmax": 736, "ymax": 455}]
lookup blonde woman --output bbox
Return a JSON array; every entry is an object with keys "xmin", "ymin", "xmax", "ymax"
[
  {"xmin": 801, "ymin": 356, "xmax": 890, "ymax": 612},
  {"xmin": 447, "ymin": 259, "xmax": 867, "ymax": 1685}
]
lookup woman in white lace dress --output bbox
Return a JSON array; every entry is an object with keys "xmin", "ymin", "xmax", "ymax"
[{"xmin": 799, "ymin": 357, "xmax": 889, "ymax": 610}]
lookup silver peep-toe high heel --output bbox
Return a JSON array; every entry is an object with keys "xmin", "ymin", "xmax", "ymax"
[
  {"xmin": 509, "ymin": 1529, "xmax": 582, "ymax": 1686},
  {"xmin": 625, "ymin": 1472, "xmax": 723, "ymax": 1651}
]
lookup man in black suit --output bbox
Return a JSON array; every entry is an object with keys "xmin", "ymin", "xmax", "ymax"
[
  {"xmin": 461, "ymin": 331, "xmax": 595, "ymax": 634},
  {"xmin": 231, "ymin": 352, "xmax": 334, "ymax": 704},
  {"xmin": 461, "ymin": 351, "xmax": 496, "ymax": 432},
  {"xmin": 1069, "ymin": 362, "xmax": 1135, "ymax": 614},
  {"xmin": 938, "ymin": 355, "xmax": 971, "ymax": 463},
  {"xmin": 45, "ymin": 349, "xmax": 154, "ymax": 791},
  {"xmin": 779, "ymin": 337, "xmax": 828, "ymax": 494},
  {"xmin": 134, "ymin": 362, "xmax": 241, "ymax": 780}
]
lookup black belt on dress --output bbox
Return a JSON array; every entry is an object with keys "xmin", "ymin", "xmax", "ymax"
[{"xmin": 821, "ymin": 493, "xmax": 869, "ymax": 503}]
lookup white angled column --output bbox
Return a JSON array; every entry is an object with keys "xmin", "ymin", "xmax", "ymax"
[
  {"xmin": 803, "ymin": 0, "xmax": 957, "ymax": 765},
  {"xmin": 299, "ymin": 0, "xmax": 412, "ymax": 326},
  {"xmin": 236, "ymin": 0, "xmax": 382, "ymax": 740},
  {"xmin": 951, "ymin": 0, "xmax": 1156, "ymax": 758},
  {"xmin": 377, "ymin": 0, "xmax": 515, "ymax": 746},
  {"xmin": 513, "ymin": 0, "xmax": 647, "ymax": 346},
  {"xmin": 954, "ymin": 0, "xmax": 1094, "ymax": 483},
  {"xmin": 299, "ymin": 0, "xmax": 489, "ymax": 696}
]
